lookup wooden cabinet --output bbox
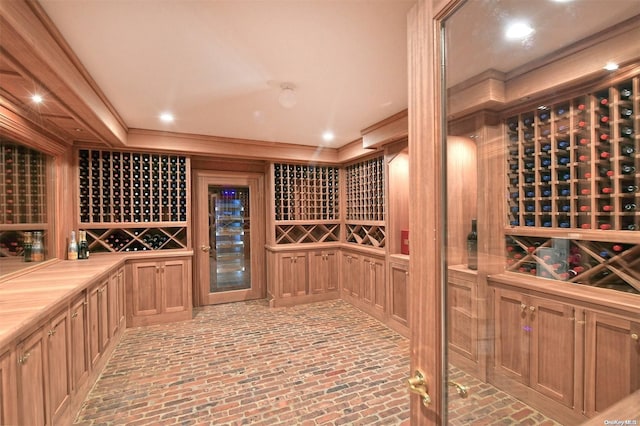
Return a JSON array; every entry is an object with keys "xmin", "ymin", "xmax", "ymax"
[
  {"xmin": 363, "ymin": 255, "xmax": 385, "ymax": 313},
  {"xmin": 340, "ymin": 251, "xmax": 361, "ymax": 297},
  {"xmin": 47, "ymin": 308, "xmax": 71, "ymax": 423},
  {"xmin": 0, "ymin": 348, "xmax": 17, "ymax": 426},
  {"xmin": 388, "ymin": 259, "xmax": 409, "ymax": 336},
  {"xmin": 309, "ymin": 250, "xmax": 338, "ymax": 294},
  {"xmin": 128, "ymin": 257, "xmax": 192, "ymax": 327},
  {"xmin": 16, "ymin": 327, "xmax": 48, "ymax": 426},
  {"xmin": 70, "ymin": 293, "xmax": 89, "ymax": 391},
  {"xmin": 88, "ymin": 277, "xmax": 110, "ymax": 368},
  {"xmin": 447, "ymin": 266, "xmax": 478, "ymax": 374},
  {"xmin": 280, "ymin": 252, "xmax": 308, "ymax": 298},
  {"xmin": 584, "ymin": 311, "xmax": 640, "ymax": 416},
  {"xmin": 493, "ymin": 288, "xmax": 576, "ymax": 408}
]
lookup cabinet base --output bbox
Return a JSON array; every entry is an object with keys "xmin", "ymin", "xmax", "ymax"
[
  {"xmin": 127, "ymin": 310, "xmax": 193, "ymax": 328},
  {"xmin": 268, "ymin": 291, "xmax": 339, "ymax": 308}
]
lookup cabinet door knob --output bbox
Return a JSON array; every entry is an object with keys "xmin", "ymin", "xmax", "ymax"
[
  {"xmin": 72, "ymin": 311, "xmax": 79, "ymax": 318},
  {"xmin": 520, "ymin": 303, "xmax": 527, "ymax": 312},
  {"xmin": 529, "ymin": 306, "xmax": 536, "ymax": 312},
  {"xmin": 632, "ymin": 333, "xmax": 639, "ymax": 341},
  {"xmin": 18, "ymin": 352, "xmax": 31, "ymax": 364},
  {"xmin": 48, "ymin": 329, "xmax": 56, "ymax": 336}
]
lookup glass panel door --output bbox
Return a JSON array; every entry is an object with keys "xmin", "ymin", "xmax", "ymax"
[
  {"xmin": 209, "ymin": 186, "xmax": 251, "ymax": 292},
  {"xmin": 442, "ymin": 1, "xmax": 640, "ymax": 424}
]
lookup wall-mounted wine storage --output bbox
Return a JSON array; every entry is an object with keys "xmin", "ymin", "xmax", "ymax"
[
  {"xmin": 505, "ymin": 235, "xmax": 639, "ymax": 295},
  {"xmin": 273, "ymin": 163, "xmax": 340, "ymax": 244},
  {"xmin": 78, "ymin": 149, "xmax": 189, "ymax": 252},
  {"xmin": 345, "ymin": 156, "xmax": 386, "ymax": 248},
  {"xmin": 506, "ymin": 78, "xmax": 639, "ymax": 231}
]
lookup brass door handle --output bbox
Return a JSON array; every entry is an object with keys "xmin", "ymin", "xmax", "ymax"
[
  {"xmin": 448, "ymin": 380, "xmax": 469, "ymax": 398},
  {"xmin": 407, "ymin": 370, "xmax": 431, "ymax": 407},
  {"xmin": 201, "ymin": 245, "xmax": 211, "ymax": 252}
]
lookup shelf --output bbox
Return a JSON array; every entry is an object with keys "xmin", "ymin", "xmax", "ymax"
[
  {"xmin": 273, "ymin": 163, "xmax": 339, "ymax": 221},
  {"xmin": 78, "ymin": 149, "xmax": 189, "ymax": 224},
  {"xmin": 345, "ymin": 223, "xmax": 386, "ymax": 248},
  {"xmin": 275, "ymin": 223, "xmax": 340, "ymax": 244},
  {"xmin": 505, "ymin": 78, "xmax": 639, "ymax": 231},
  {"xmin": 85, "ymin": 227, "xmax": 187, "ymax": 253},
  {"xmin": 505, "ymin": 235, "xmax": 639, "ymax": 295}
]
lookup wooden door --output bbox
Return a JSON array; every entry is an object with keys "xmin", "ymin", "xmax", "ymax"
[
  {"xmin": 130, "ymin": 261, "xmax": 162, "ymax": 317},
  {"xmin": 108, "ymin": 271, "xmax": 119, "ymax": 337},
  {"xmin": 529, "ymin": 296, "xmax": 575, "ymax": 407},
  {"xmin": 493, "ymin": 288, "xmax": 529, "ymax": 384},
  {"xmin": 88, "ymin": 283, "xmax": 101, "ymax": 367},
  {"xmin": 117, "ymin": 266, "xmax": 126, "ymax": 327},
  {"xmin": 47, "ymin": 308, "xmax": 71, "ymax": 422},
  {"xmin": 584, "ymin": 311, "xmax": 640, "ymax": 416},
  {"xmin": 17, "ymin": 327, "xmax": 48, "ymax": 426},
  {"xmin": 389, "ymin": 261, "xmax": 409, "ymax": 327},
  {"xmin": 280, "ymin": 252, "xmax": 307, "ymax": 298},
  {"xmin": 98, "ymin": 280, "xmax": 110, "ymax": 353},
  {"xmin": 163, "ymin": 259, "xmax": 189, "ymax": 313},
  {"xmin": 371, "ymin": 256, "xmax": 386, "ymax": 313},
  {"xmin": 308, "ymin": 251, "xmax": 327, "ymax": 294},
  {"xmin": 324, "ymin": 250, "xmax": 339, "ymax": 292},
  {"xmin": 70, "ymin": 294, "xmax": 89, "ymax": 390},
  {"xmin": 0, "ymin": 348, "xmax": 17, "ymax": 426}
]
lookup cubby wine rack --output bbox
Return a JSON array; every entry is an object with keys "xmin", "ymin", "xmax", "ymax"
[
  {"xmin": 1, "ymin": 141, "xmax": 47, "ymax": 225},
  {"xmin": 273, "ymin": 163, "xmax": 339, "ymax": 221},
  {"xmin": 273, "ymin": 163, "xmax": 340, "ymax": 245},
  {"xmin": 505, "ymin": 235, "xmax": 639, "ymax": 295},
  {"xmin": 506, "ymin": 78, "xmax": 639, "ymax": 231},
  {"xmin": 85, "ymin": 227, "xmax": 187, "ymax": 253},
  {"xmin": 79, "ymin": 149, "xmax": 188, "ymax": 224},
  {"xmin": 344, "ymin": 156, "xmax": 386, "ymax": 247}
]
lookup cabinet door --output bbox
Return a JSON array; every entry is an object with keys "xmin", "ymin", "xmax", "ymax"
[
  {"xmin": 448, "ymin": 273, "xmax": 474, "ymax": 359},
  {"xmin": 17, "ymin": 328, "xmax": 48, "ymax": 426},
  {"xmin": 280, "ymin": 252, "xmax": 307, "ymax": 297},
  {"xmin": 163, "ymin": 259, "xmax": 189, "ymax": 313},
  {"xmin": 585, "ymin": 311, "xmax": 640, "ymax": 416},
  {"xmin": 47, "ymin": 309, "xmax": 71, "ymax": 422},
  {"xmin": 131, "ymin": 261, "xmax": 162, "ymax": 316},
  {"xmin": 493, "ymin": 289, "xmax": 529, "ymax": 384},
  {"xmin": 341, "ymin": 252, "xmax": 361, "ymax": 297},
  {"xmin": 117, "ymin": 266, "xmax": 126, "ymax": 327},
  {"xmin": 371, "ymin": 257, "xmax": 385, "ymax": 312},
  {"xmin": 108, "ymin": 271, "xmax": 119, "ymax": 337},
  {"xmin": 0, "ymin": 348, "xmax": 17, "ymax": 426},
  {"xmin": 308, "ymin": 250, "xmax": 338, "ymax": 294},
  {"xmin": 389, "ymin": 262, "xmax": 409, "ymax": 326},
  {"xmin": 70, "ymin": 294, "xmax": 89, "ymax": 390},
  {"xmin": 88, "ymin": 284, "xmax": 101, "ymax": 367},
  {"xmin": 529, "ymin": 296, "xmax": 575, "ymax": 407},
  {"xmin": 98, "ymin": 280, "xmax": 110, "ymax": 353}
]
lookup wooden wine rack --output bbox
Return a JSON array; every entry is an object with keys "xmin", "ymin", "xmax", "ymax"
[
  {"xmin": 273, "ymin": 163, "xmax": 340, "ymax": 244},
  {"xmin": 506, "ymin": 235, "xmax": 639, "ymax": 295},
  {"xmin": 345, "ymin": 156, "xmax": 386, "ymax": 247},
  {"xmin": 78, "ymin": 149, "xmax": 190, "ymax": 252},
  {"xmin": 506, "ymin": 77, "xmax": 639, "ymax": 231},
  {"xmin": 85, "ymin": 226, "xmax": 187, "ymax": 253},
  {"xmin": 0, "ymin": 141, "xmax": 48, "ymax": 258}
]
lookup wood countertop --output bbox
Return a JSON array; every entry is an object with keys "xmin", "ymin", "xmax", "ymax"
[{"xmin": 0, "ymin": 250, "xmax": 193, "ymax": 349}]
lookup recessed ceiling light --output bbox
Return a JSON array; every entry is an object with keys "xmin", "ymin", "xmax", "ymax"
[
  {"xmin": 322, "ymin": 131, "xmax": 335, "ymax": 142},
  {"xmin": 603, "ymin": 62, "xmax": 619, "ymax": 71},
  {"xmin": 505, "ymin": 21, "xmax": 534, "ymax": 40},
  {"xmin": 159, "ymin": 112, "xmax": 174, "ymax": 123},
  {"xmin": 551, "ymin": 0, "xmax": 574, "ymax": 3},
  {"xmin": 31, "ymin": 94, "xmax": 43, "ymax": 103}
]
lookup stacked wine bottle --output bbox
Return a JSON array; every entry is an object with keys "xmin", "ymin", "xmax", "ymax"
[
  {"xmin": 345, "ymin": 156, "xmax": 384, "ymax": 222},
  {"xmin": 506, "ymin": 79, "xmax": 638, "ymax": 231}
]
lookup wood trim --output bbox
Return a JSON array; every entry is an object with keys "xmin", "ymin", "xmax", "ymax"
[{"xmin": 361, "ymin": 109, "xmax": 408, "ymax": 149}]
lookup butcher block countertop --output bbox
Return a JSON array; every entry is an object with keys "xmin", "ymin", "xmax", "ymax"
[{"xmin": 0, "ymin": 250, "xmax": 193, "ymax": 349}]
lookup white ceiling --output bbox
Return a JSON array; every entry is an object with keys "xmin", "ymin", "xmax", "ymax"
[
  {"xmin": 39, "ymin": 0, "xmax": 415, "ymax": 148},
  {"xmin": 37, "ymin": 0, "xmax": 640, "ymax": 149}
]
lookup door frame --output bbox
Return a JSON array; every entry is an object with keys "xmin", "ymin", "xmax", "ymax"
[
  {"xmin": 192, "ymin": 170, "xmax": 266, "ymax": 306},
  {"xmin": 408, "ymin": 0, "xmax": 462, "ymax": 424}
]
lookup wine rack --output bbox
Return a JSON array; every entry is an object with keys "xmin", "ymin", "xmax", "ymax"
[
  {"xmin": 345, "ymin": 156, "xmax": 386, "ymax": 248},
  {"xmin": 79, "ymin": 149, "xmax": 188, "ymax": 224},
  {"xmin": 1, "ymin": 141, "xmax": 47, "ymax": 225},
  {"xmin": 506, "ymin": 235, "xmax": 639, "ymax": 295},
  {"xmin": 506, "ymin": 78, "xmax": 639, "ymax": 231},
  {"xmin": 273, "ymin": 163, "xmax": 340, "ymax": 245},
  {"xmin": 273, "ymin": 163, "xmax": 339, "ymax": 221},
  {"xmin": 85, "ymin": 227, "xmax": 187, "ymax": 253}
]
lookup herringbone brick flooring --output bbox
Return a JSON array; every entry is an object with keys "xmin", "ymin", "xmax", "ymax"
[{"xmin": 73, "ymin": 299, "xmax": 559, "ymax": 425}]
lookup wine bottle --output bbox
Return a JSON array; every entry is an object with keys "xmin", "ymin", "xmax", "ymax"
[
  {"xmin": 621, "ymin": 145, "xmax": 635, "ymax": 156},
  {"xmin": 620, "ymin": 88, "xmax": 632, "ymax": 99},
  {"xmin": 602, "ymin": 205, "xmax": 613, "ymax": 212},
  {"xmin": 78, "ymin": 230, "xmax": 89, "ymax": 260},
  {"xmin": 23, "ymin": 231, "xmax": 33, "ymax": 262},
  {"xmin": 620, "ymin": 107, "xmax": 633, "ymax": 118},
  {"xmin": 624, "ymin": 203, "xmax": 637, "ymax": 211},
  {"xmin": 622, "ymin": 165, "xmax": 636, "ymax": 175},
  {"xmin": 623, "ymin": 185, "xmax": 638, "ymax": 193},
  {"xmin": 466, "ymin": 219, "xmax": 478, "ymax": 271}
]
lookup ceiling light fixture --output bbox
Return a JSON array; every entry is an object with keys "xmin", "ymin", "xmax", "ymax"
[
  {"xmin": 31, "ymin": 94, "xmax": 43, "ymax": 103},
  {"xmin": 160, "ymin": 112, "xmax": 174, "ymax": 123},
  {"xmin": 322, "ymin": 131, "xmax": 335, "ymax": 142},
  {"xmin": 603, "ymin": 62, "xmax": 619, "ymax": 71},
  {"xmin": 505, "ymin": 21, "xmax": 534, "ymax": 40},
  {"xmin": 278, "ymin": 83, "xmax": 297, "ymax": 109}
]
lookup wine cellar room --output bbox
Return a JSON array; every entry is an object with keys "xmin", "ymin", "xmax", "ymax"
[{"xmin": 1, "ymin": 0, "xmax": 640, "ymax": 425}]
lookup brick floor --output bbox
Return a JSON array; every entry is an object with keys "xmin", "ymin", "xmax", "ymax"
[{"xmin": 73, "ymin": 299, "xmax": 560, "ymax": 425}]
